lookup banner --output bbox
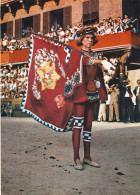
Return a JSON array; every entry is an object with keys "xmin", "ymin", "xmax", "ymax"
[{"xmin": 20, "ymin": 35, "xmax": 80, "ymax": 132}]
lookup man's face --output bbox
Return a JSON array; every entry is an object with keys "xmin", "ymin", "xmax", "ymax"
[
  {"xmin": 82, "ymin": 34, "xmax": 93, "ymax": 50},
  {"xmin": 125, "ymin": 15, "xmax": 128, "ymax": 19}
]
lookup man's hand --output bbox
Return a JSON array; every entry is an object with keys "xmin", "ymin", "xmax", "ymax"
[{"xmin": 101, "ymin": 60, "xmax": 116, "ymax": 74}]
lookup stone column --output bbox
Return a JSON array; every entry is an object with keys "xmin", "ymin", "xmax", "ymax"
[{"xmin": 13, "ymin": 18, "xmax": 15, "ymax": 37}]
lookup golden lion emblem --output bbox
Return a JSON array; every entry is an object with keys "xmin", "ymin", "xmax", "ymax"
[{"xmin": 36, "ymin": 61, "xmax": 60, "ymax": 90}]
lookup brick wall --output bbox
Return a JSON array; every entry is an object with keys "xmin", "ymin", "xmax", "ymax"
[{"xmin": 99, "ymin": 0, "xmax": 122, "ymax": 21}]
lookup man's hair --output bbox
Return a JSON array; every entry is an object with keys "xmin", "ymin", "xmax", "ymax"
[{"xmin": 77, "ymin": 34, "xmax": 98, "ymax": 47}]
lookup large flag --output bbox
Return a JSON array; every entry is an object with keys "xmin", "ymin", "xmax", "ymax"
[{"xmin": 20, "ymin": 35, "xmax": 82, "ymax": 132}]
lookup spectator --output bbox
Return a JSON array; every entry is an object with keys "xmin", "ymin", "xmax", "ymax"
[
  {"xmin": 4, "ymin": 102, "xmax": 13, "ymax": 117},
  {"xmin": 66, "ymin": 24, "xmax": 72, "ymax": 33},
  {"xmin": 117, "ymin": 23, "xmax": 124, "ymax": 33},
  {"xmin": 106, "ymin": 89, "xmax": 111, "ymax": 121},
  {"xmin": 23, "ymin": 40, "xmax": 30, "ymax": 48},
  {"xmin": 58, "ymin": 27, "xmax": 65, "ymax": 43},
  {"xmin": 129, "ymin": 23, "xmax": 137, "ymax": 34},
  {"xmin": 108, "ymin": 17, "xmax": 113, "ymax": 25},
  {"xmin": 3, "ymin": 33, "xmax": 8, "ymax": 40},
  {"xmin": 2, "ymin": 36, "xmax": 8, "ymax": 51},
  {"xmin": 118, "ymin": 72, "xmax": 128, "ymax": 88},
  {"xmin": 123, "ymin": 14, "xmax": 131, "ymax": 26},
  {"xmin": 51, "ymin": 24, "xmax": 55, "ymax": 32},
  {"xmin": 0, "ymin": 45, "xmax": 5, "ymax": 53},
  {"xmin": 103, "ymin": 70, "xmax": 110, "ymax": 88},
  {"xmin": 56, "ymin": 23, "xmax": 61, "ymax": 31},
  {"xmin": 1, "ymin": 104, "xmax": 6, "ymax": 117},
  {"xmin": 49, "ymin": 27, "xmax": 57, "ymax": 38},
  {"xmin": 72, "ymin": 22, "xmax": 82, "ymax": 31},
  {"xmin": 117, "ymin": 16, "xmax": 123, "ymax": 25},
  {"xmin": 126, "ymin": 85, "xmax": 135, "ymax": 122},
  {"xmin": 103, "ymin": 18, "xmax": 108, "ymax": 26},
  {"xmin": 105, "ymin": 22, "xmax": 113, "ymax": 34},
  {"xmin": 97, "ymin": 100, "xmax": 106, "ymax": 122},
  {"xmin": 64, "ymin": 30, "xmax": 74, "ymax": 44},
  {"xmin": 109, "ymin": 85, "xmax": 120, "ymax": 122},
  {"xmin": 108, "ymin": 71, "xmax": 119, "ymax": 87},
  {"xmin": 10, "ymin": 36, "xmax": 16, "ymax": 44},
  {"xmin": 10, "ymin": 91, "xmax": 16, "ymax": 98},
  {"xmin": 133, "ymin": 79, "xmax": 140, "ymax": 122},
  {"xmin": 119, "ymin": 81, "xmax": 133, "ymax": 122}
]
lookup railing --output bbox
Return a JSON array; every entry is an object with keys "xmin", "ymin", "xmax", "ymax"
[{"xmin": 0, "ymin": 48, "xmax": 30, "ymax": 65}]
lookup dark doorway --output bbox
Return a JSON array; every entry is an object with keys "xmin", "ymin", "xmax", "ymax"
[
  {"xmin": 1, "ymin": 23, "xmax": 7, "ymax": 39},
  {"xmin": 50, "ymin": 8, "xmax": 63, "ymax": 31},
  {"xmin": 22, "ymin": 16, "xmax": 33, "ymax": 37}
]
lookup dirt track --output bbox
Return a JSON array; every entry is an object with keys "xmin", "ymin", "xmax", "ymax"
[{"xmin": 1, "ymin": 117, "xmax": 140, "ymax": 195}]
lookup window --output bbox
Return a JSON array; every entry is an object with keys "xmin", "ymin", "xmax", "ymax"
[
  {"xmin": 22, "ymin": 16, "xmax": 33, "ymax": 38},
  {"xmin": 83, "ymin": 0, "xmax": 99, "ymax": 25},
  {"xmin": 1, "ymin": 23, "xmax": 7, "ymax": 39}
]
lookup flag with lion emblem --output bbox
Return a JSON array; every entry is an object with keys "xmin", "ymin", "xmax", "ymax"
[{"xmin": 20, "ymin": 35, "xmax": 82, "ymax": 132}]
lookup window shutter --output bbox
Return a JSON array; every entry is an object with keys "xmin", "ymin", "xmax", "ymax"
[
  {"xmin": 83, "ymin": 1, "xmax": 89, "ymax": 15},
  {"xmin": 91, "ymin": 0, "xmax": 99, "ymax": 12},
  {"xmin": 91, "ymin": 0, "xmax": 99, "ymax": 21},
  {"xmin": 63, "ymin": 6, "xmax": 72, "ymax": 30},
  {"xmin": 33, "ymin": 14, "xmax": 40, "ymax": 33},
  {"xmin": 83, "ymin": 1, "xmax": 90, "ymax": 22},
  {"xmin": 91, "ymin": 12, "xmax": 98, "ymax": 20},
  {"xmin": 43, "ymin": 12, "xmax": 50, "ymax": 34},
  {"xmin": 7, "ymin": 21, "xmax": 13, "ymax": 38},
  {"xmin": 15, "ymin": 19, "xmax": 22, "ymax": 39}
]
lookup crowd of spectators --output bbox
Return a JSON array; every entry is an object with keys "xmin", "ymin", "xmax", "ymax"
[
  {"xmin": 44, "ymin": 14, "xmax": 138, "ymax": 43},
  {"xmin": 0, "ymin": 64, "xmax": 28, "ymax": 99},
  {"xmin": 1, "ymin": 33, "xmax": 30, "ymax": 52},
  {"xmin": 97, "ymin": 58, "xmax": 140, "ymax": 123},
  {"xmin": 1, "ymin": 15, "xmax": 138, "ymax": 52}
]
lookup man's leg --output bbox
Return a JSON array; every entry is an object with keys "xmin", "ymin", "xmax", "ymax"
[
  {"xmin": 73, "ymin": 102, "xmax": 85, "ymax": 163},
  {"xmin": 83, "ymin": 102, "xmax": 95, "ymax": 161},
  {"xmin": 98, "ymin": 103, "xmax": 102, "ymax": 121},
  {"xmin": 121, "ymin": 101, "xmax": 127, "ymax": 122},
  {"xmin": 83, "ymin": 101, "xmax": 100, "ymax": 167},
  {"xmin": 109, "ymin": 104, "xmax": 113, "ymax": 121},
  {"xmin": 102, "ymin": 103, "xmax": 106, "ymax": 121},
  {"xmin": 114, "ymin": 103, "xmax": 120, "ymax": 121}
]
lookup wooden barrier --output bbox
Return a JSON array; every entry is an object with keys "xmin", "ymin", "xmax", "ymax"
[
  {"xmin": 0, "ymin": 48, "xmax": 30, "ymax": 66},
  {"xmin": 1, "ymin": 51, "xmax": 10, "ymax": 65}
]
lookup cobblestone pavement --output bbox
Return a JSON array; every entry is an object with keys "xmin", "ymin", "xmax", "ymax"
[{"xmin": 1, "ymin": 117, "xmax": 140, "ymax": 195}]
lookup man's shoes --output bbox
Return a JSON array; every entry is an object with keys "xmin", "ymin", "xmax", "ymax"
[
  {"xmin": 83, "ymin": 158, "xmax": 100, "ymax": 168},
  {"xmin": 74, "ymin": 159, "xmax": 84, "ymax": 171}
]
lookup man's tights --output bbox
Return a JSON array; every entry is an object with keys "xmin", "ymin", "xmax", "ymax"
[{"xmin": 72, "ymin": 102, "xmax": 95, "ymax": 162}]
